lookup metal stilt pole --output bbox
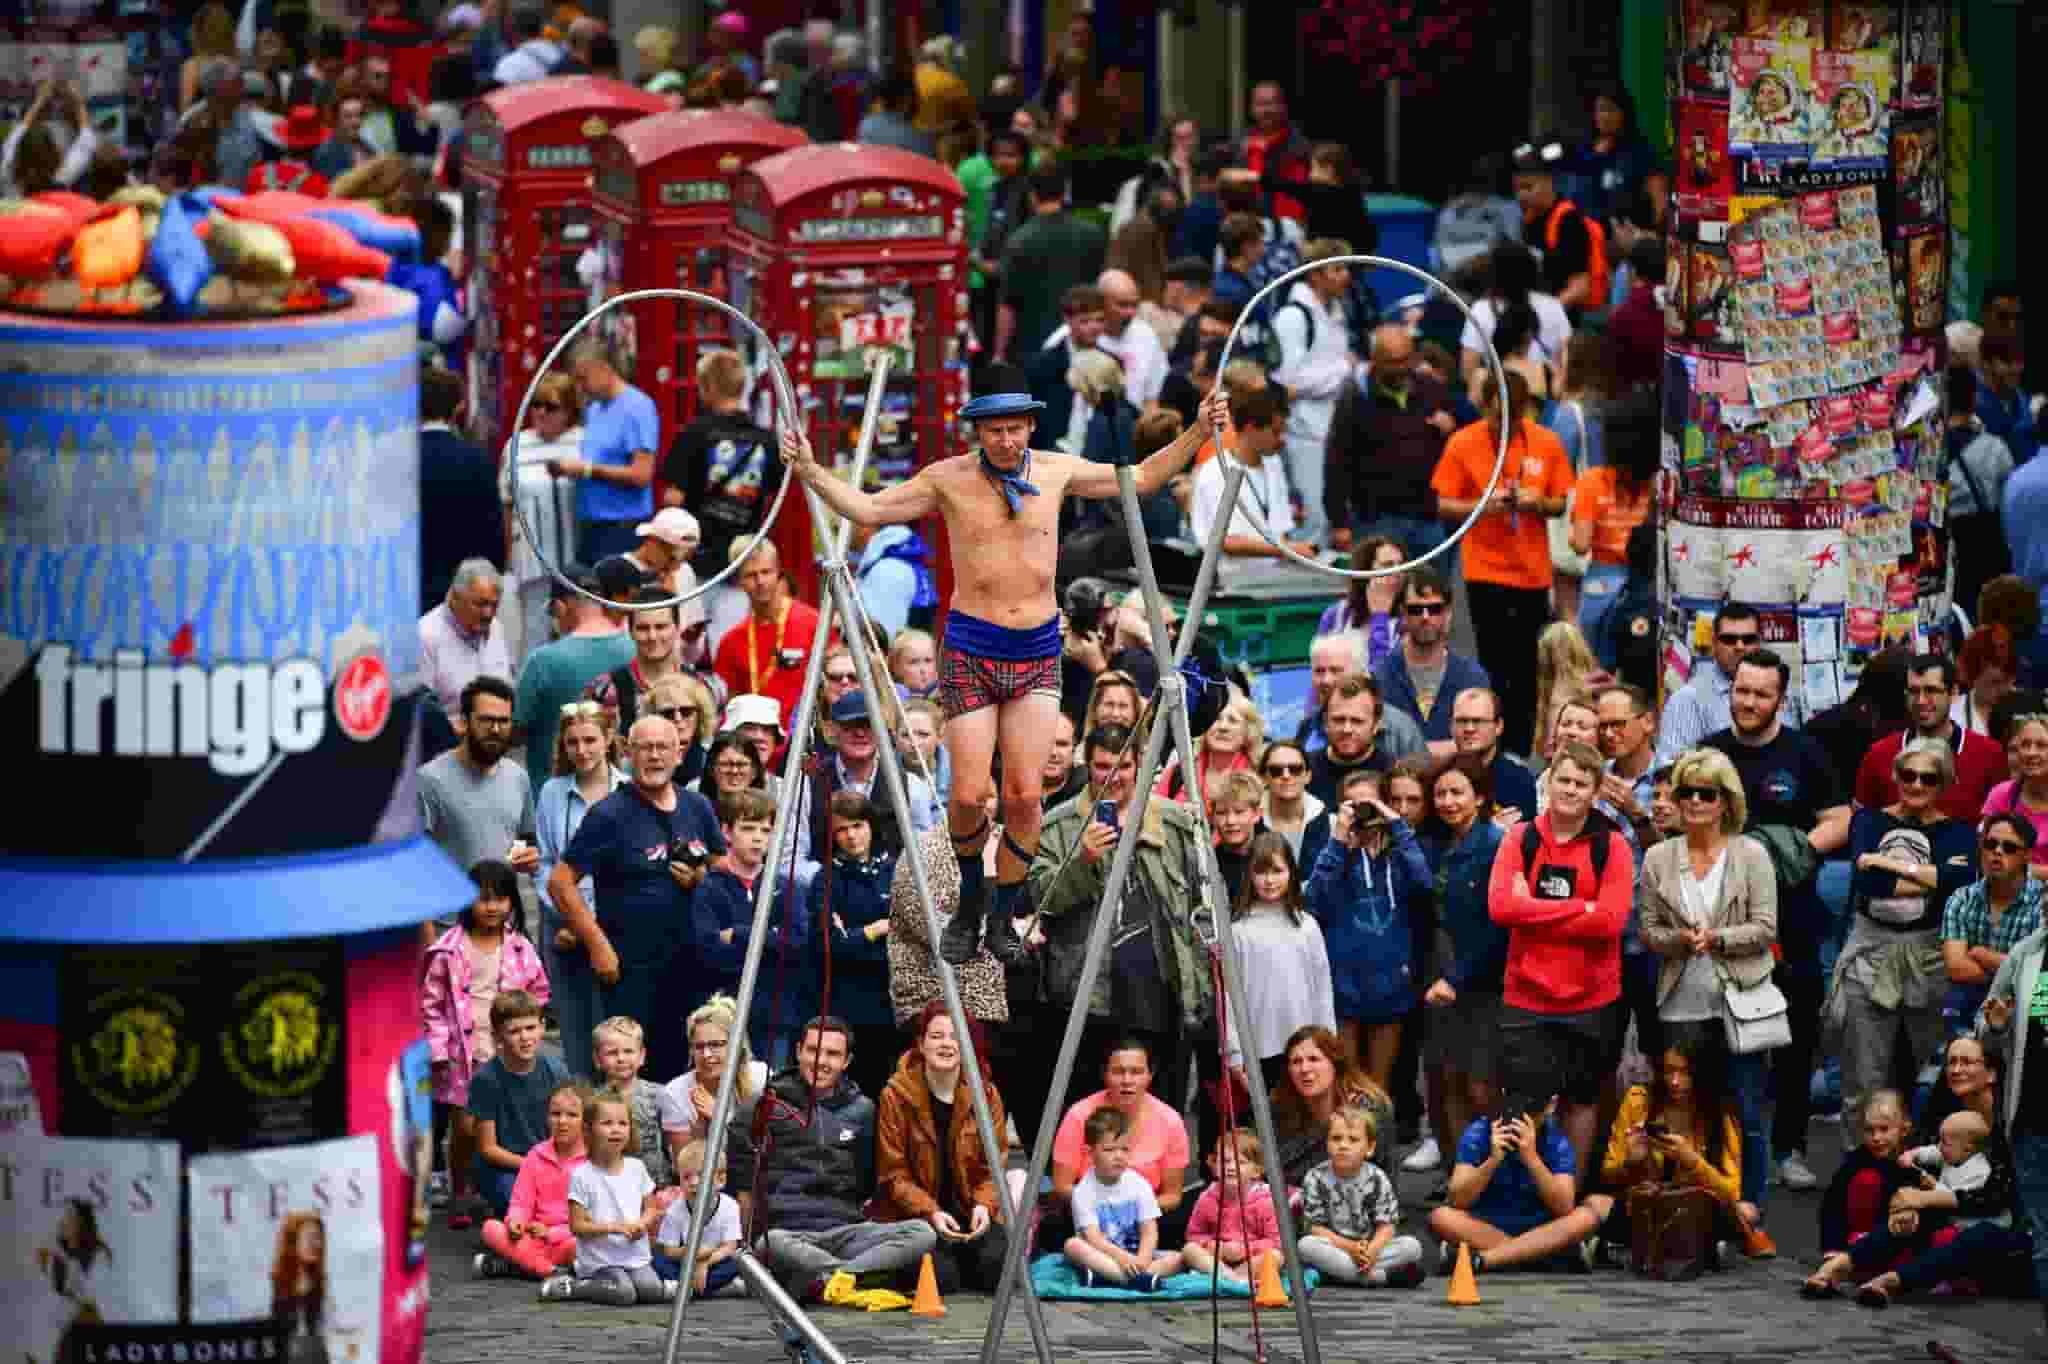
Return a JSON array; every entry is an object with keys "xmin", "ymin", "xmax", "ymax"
[
  {"xmin": 662, "ymin": 357, "xmax": 894, "ymax": 1364},
  {"xmin": 817, "ymin": 554, "xmax": 1057, "ymax": 1364},
  {"xmin": 979, "ymin": 461, "xmax": 1247, "ymax": 1364},
  {"xmin": 1117, "ymin": 466, "xmax": 1323, "ymax": 1364},
  {"xmin": 734, "ymin": 1252, "xmax": 852, "ymax": 1364}
]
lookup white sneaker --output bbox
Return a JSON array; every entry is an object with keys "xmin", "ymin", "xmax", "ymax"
[
  {"xmin": 538, "ymin": 1274, "xmax": 575, "ymax": 1302},
  {"xmin": 1402, "ymin": 1137, "xmax": 1443, "ymax": 1172},
  {"xmin": 1778, "ymin": 1152, "xmax": 1819, "ymax": 1190}
]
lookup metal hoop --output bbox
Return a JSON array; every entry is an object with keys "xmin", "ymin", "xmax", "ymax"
[
  {"xmin": 508, "ymin": 287, "xmax": 803, "ymax": 614},
  {"xmin": 1214, "ymin": 253, "xmax": 1515, "ymax": 580}
]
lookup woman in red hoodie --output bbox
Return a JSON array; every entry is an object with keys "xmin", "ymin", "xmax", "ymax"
[{"xmin": 1488, "ymin": 740, "xmax": 1634, "ymax": 1178}]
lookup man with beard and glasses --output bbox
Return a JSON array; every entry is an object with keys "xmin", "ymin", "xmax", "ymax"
[
  {"xmin": 1373, "ymin": 568, "xmax": 1490, "ymax": 755},
  {"xmin": 1703, "ymin": 649, "xmax": 1850, "ymax": 1195},
  {"xmin": 419, "ymin": 675, "xmax": 539, "ymax": 941},
  {"xmin": 551, "ymin": 714, "xmax": 724, "ymax": 1079},
  {"xmin": 1855, "ymin": 653, "xmax": 2009, "ymax": 820}
]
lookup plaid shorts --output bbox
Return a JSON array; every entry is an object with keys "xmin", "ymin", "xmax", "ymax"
[{"xmin": 938, "ymin": 648, "xmax": 1061, "ymax": 720}]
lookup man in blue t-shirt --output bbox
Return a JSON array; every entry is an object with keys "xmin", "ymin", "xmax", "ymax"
[
  {"xmin": 550, "ymin": 712, "xmax": 724, "ymax": 1079},
  {"xmin": 550, "ymin": 343, "xmax": 662, "ymax": 564},
  {"xmin": 1427, "ymin": 1083, "xmax": 1602, "ymax": 1272}
]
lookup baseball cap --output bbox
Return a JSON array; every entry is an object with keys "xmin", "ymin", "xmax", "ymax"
[
  {"xmin": 829, "ymin": 691, "xmax": 871, "ymax": 726},
  {"xmin": 593, "ymin": 556, "xmax": 651, "ymax": 599},
  {"xmin": 636, "ymin": 507, "xmax": 702, "ymax": 548},
  {"xmin": 549, "ymin": 564, "xmax": 601, "ymax": 600},
  {"xmin": 721, "ymin": 694, "xmax": 783, "ymax": 734}
]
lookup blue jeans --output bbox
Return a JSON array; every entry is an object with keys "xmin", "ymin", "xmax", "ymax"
[
  {"xmin": 1578, "ymin": 562, "xmax": 1629, "ymax": 667},
  {"xmin": 475, "ymin": 1162, "xmax": 518, "ymax": 1218},
  {"xmin": 2017, "ymin": 1131, "xmax": 2048, "ymax": 1307},
  {"xmin": 652, "ymin": 1254, "xmax": 742, "ymax": 1293},
  {"xmin": 1729, "ymin": 1047, "xmax": 1771, "ymax": 1209},
  {"xmin": 1848, "ymin": 1218, "xmax": 2033, "ymax": 1294},
  {"xmin": 543, "ymin": 926, "xmax": 603, "ymax": 1083}
]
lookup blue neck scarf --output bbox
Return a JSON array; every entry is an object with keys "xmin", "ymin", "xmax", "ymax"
[{"xmin": 978, "ymin": 449, "xmax": 1040, "ymax": 517}]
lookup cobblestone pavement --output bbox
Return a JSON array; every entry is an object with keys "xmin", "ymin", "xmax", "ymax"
[{"xmin": 423, "ymin": 1121, "xmax": 2044, "ymax": 1364}]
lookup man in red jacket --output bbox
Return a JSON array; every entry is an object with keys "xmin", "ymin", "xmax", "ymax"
[{"xmin": 1488, "ymin": 740, "xmax": 1635, "ymax": 1176}]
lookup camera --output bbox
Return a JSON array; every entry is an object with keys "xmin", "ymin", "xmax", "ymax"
[{"xmin": 671, "ymin": 838, "xmax": 710, "ymax": 868}]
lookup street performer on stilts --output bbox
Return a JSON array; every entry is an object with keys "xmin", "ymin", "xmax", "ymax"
[{"xmin": 783, "ymin": 383, "xmax": 1228, "ymax": 964}]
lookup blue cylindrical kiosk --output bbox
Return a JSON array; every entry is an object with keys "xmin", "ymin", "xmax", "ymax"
[{"xmin": 0, "ymin": 283, "xmax": 471, "ymax": 1364}]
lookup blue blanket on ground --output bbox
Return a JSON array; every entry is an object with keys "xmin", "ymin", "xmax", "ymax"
[{"xmin": 1028, "ymin": 1253, "xmax": 1320, "ymax": 1301}]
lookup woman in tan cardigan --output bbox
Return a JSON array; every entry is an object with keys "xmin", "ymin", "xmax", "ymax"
[
  {"xmin": 871, "ymin": 999, "xmax": 1011, "ymax": 1294},
  {"xmin": 1638, "ymin": 747, "xmax": 1778, "ymax": 1252}
]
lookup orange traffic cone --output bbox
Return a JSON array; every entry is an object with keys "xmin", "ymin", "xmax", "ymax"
[
  {"xmin": 910, "ymin": 1252, "xmax": 946, "ymax": 1317},
  {"xmin": 1253, "ymin": 1252, "xmax": 1288, "ymax": 1308},
  {"xmin": 1445, "ymin": 1243, "xmax": 1481, "ymax": 1306}
]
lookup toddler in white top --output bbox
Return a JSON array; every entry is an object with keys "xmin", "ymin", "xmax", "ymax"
[
  {"xmin": 655, "ymin": 1138, "xmax": 742, "ymax": 1295},
  {"xmin": 1901, "ymin": 1109, "xmax": 2010, "ymax": 1231},
  {"xmin": 542, "ymin": 1088, "xmax": 674, "ymax": 1304},
  {"xmin": 1063, "ymin": 1106, "xmax": 1185, "ymax": 1291}
]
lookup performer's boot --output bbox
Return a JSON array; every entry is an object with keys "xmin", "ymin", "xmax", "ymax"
[
  {"xmin": 983, "ymin": 881, "xmax": 1028, "ymax": 966},
  {"xmin": 940, "ymin": 819, "xmax": 991, "ymax": 966}
]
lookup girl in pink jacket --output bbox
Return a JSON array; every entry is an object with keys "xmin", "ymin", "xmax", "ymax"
[
  {"xmin": 477, "ymin": 1083, "xmax": 589, "ymax": 1279},
  {"xmin": 422, "ymin": 861, "xmax": 552, "ymax": 1220},
  {"xmin": 1181, "ymin": 1129, "xmax": 1285, "ymax": 1286}
]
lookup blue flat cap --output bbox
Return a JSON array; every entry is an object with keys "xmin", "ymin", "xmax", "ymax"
[{"xmin": 960, "ymin": 391, "xmax": 1046, "ymax": 420}]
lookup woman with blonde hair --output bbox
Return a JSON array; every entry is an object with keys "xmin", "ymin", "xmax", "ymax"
[
  {"xmin": 1083, "ymin": 669, "xmax": 1146, "ymax": 741},
  {"xmin": 1532, "ymin": 621, "xmax": 1608, "ymax": 762},
  {"xmin": 329, "ymin": 154, "xmax": 423, "ymax": 213},
  {"xmin": 659, "ymin": 993, "xmax": 766, "ymax": 1158},
  {"xmin": 536, "ymin": 699, "xmax": 623, "ymax": 1080},
  {"xmin": 1067, "ymin": 348, "xmax": 1140, "ymax": 463},
  {"xmin": 500, "ymin": 370, "xmax": 585, "ymax": 665},
  {"xmin": 643, "ymin": 673, "xmax": 715, "ymax": 787},
  {"xmin": 180, "ymin": 3, "xmax": 238, "ymax": 111},
  {"xmin": 1155, "ymin": 689, "xmax": 1263, "ymax": 805}
]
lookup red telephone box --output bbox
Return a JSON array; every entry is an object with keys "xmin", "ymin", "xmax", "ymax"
[
  {"xmin": 461, "ymin": 76, "xmax": 668, "ymax": 456},
  {"xmin": 724, "ymin": 144, "xmax": 971, "ymax": 605},
  {"xmin": 587, "ymin": 109, "xmax": 808, "ymax": 443}
]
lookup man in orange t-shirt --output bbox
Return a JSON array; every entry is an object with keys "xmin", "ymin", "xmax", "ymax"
[{"xmin": 1429, "ymin": 371, "xmax": 1572, "ymax": 755}]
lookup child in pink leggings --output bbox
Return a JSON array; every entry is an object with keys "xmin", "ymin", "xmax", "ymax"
[{"xmin": 477, "ymin": 1083, "xmax": 589, "ymax": 1279}]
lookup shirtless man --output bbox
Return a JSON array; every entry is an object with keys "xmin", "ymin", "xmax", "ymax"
[{"xmin": 783, "ymin": 384, "xmax": 1226, "ymax": 964}]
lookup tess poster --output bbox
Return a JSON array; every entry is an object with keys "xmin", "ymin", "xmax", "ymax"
[
  {"xmin": 187, "ymin": 1134, "xmax": 384, "ymax": 1364},
  {"xmin": 0, "ymin": 1135, "xmax": 180, "ymax": 1364}
]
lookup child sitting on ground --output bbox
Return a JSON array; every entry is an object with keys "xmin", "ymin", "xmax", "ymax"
[
  {"xmin": 1182, "ymin": 1129, "xmax": 1285, "ymax": 1288},
  {"xmin": 593, "ymin": 1016, "xmax": 677, "ymax": 1205},
  {"xmin": 543, "ymin": 1088, "xmax": 672, "ymax": 1304},
  {"xmin": 1816, "ymin": 1090, "xmax": 1920, "ymax": 1260},
  {"xmin": 464, "ymin": 988, "xmax": 571, "ymax": 1224},
  {"xmin": 477, "ymin": 1083, "xmax": 589, "ymax": 1280},
  {"xmin": 1065, "ymin": 1106, "xmax": 1186, "ymax": 1291},
  {"xmin": 1902, "ymin": 1110, "xmax": 2009, "ymax": 1232},
  {"xmin": 654, "ymin": 1139, "xmax": 742, "ymax": 1294},
  {"xmin": 1298, "ymin": 1105, "xmax": 1427, "ymax": 1287}
]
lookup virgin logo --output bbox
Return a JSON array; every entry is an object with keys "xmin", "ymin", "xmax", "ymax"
[{"xmin": 334, "ymin": 653, "xmax": 391, "ymax": 742}]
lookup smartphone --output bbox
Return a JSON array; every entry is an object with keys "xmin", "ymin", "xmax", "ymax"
[
  {"xmin": 1643, "ymin": 1121, "xmax": 1670, "ymax": 1139},
  {"xmin": 1094, "ymin": 799, "xmax": 1120, "ymax": 832}
]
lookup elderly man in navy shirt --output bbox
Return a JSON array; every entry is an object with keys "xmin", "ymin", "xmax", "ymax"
[{"xmin": 550, "ymin": 713, "xmax": 724, "ymax": 1078}]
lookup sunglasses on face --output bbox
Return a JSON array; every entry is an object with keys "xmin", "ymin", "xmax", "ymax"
[
  {"xmin": 1896, "ymin": 768, "xmax": 1943, "ymax": 788},
  {"xmin": 1404, "ymin": 601, "xmax": 1447, "ymax": 617},
  {"xmin": 654, "ymin": 706, "xmax": 690, "ymax": 722},
  {"xmin": 825, "ymin": 671, "xmax": 858, "ymax": 685},
  {"xmin": 1981, "ymin": 837, "xmax": 2028, "ymax": 856},
  {"xmin": 1717, "ymin": 632, "xmax": 1760, "ymax": 646},
  {"xmin": 1264, "ymin": 762, "xmax": 1306, "ymax": 777},
  {"xmin": 1675, "ymin": 785, "xmax": 1723, "ymax": 803}
]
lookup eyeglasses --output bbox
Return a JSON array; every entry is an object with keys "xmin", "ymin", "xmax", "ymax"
[
  {"xmin": 714, "ymin": 759, "xmax": 756, "ymax": 773},
  {"xmin": 1264, "ymin": 762, "xmax": 1306, "ymax": 777},
  {"xmin": 1981, "ymin": 837, "xmax": 2028, "ymax": 856},
  {"xmin": 825, "ymin": 670, "xmax": 858, "ymax": 685},
  {"xmin": 654, "ymin": 706, "xmax": 690, "ymax": 722},
  {"xmin": 692, "ymin": 1039, "xmax": 729, "ymax": 1054},
  {"xmin": 1403, "ymin": 602, "xmax": 1447, "ymax": 617},
  {"xmin": 1716, "ymin": 632, "xmax": 1760, "ymax": 647},
  {"xmin": 468, "ymin": 715, "xmax": 513, "ymax": 729},
  {"xmin": 1675, "ymin": 785, "xmax": 1723, "ymax": 803},
  {"xmin": 1896, "ymin": 768, "xmax": 1944, "ymax": 788}
]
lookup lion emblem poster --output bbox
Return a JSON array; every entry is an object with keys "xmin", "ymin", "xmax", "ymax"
[
  {"xmin": 188, "ymin": 1133, "xmax": 384, "ymax": 1364},
  {"xmin": 0, "ymin": 1135, "xmax": 180, "ymax": 1364}
]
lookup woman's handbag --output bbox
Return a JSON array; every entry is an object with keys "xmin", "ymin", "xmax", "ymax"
[
  {"xmin": 1629, "ymin": 1182, "xmax": 1715, "ymax": 1282},
  {"xmin": 1547, "ymin": 400, "xmax": 1592, "ymax": 577},
  {"xmin": 1716, "ymin": 960, "xmax": 1792, "ymax": 1054}
]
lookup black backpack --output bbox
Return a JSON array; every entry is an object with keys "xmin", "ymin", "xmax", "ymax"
[{"xmin": 1519, "ymin": 810, "xmax": 1617, "ymax": 894}]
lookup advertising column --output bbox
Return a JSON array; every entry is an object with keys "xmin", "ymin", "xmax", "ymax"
[{"xmin": 0, "ymin": 283, "xmax": 472, "ymax": 1364}]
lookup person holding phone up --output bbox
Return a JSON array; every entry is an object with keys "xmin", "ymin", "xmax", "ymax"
[{"xmin": 1977, "ymin": 929, "xmax": 2048, "ymax": 1333}]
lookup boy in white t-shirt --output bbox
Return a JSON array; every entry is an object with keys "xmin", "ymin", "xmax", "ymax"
[
  {"xmin": 655, "ymin": 1138, "xmax": 743, "ymax": 1294},
  {"xmin": 1063, "ymin": 1106, "xmax": 1185, "ymax": 1291}
]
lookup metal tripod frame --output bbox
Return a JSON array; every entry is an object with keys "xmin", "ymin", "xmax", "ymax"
[
  {"xmin": 660, "ymin": 353, "xmax": 1058, "ymax": 1364},
  {"xmin": 980, "ymin": 255, "xmax": 1511, "ymax": 1364}
]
